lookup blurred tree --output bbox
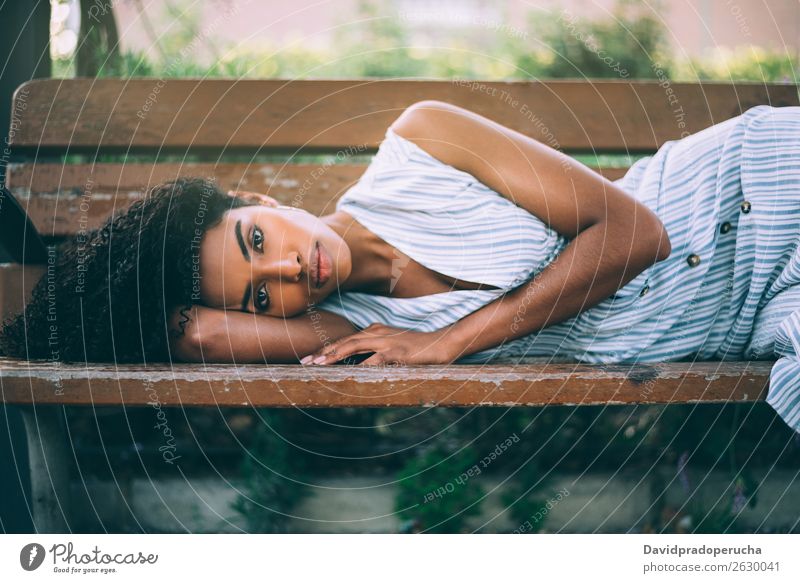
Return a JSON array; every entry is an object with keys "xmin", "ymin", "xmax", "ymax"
[
  {"xmin": 522, "ymin": 0, "xmax": 672, "ymax": 79},
  {"xmin": 76, "ymin": 0, "xmax": 121, "ymax": 76}
]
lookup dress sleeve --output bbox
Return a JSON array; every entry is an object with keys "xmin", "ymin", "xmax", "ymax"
[
  {"xmin": 765, "ymin": 307, "xmax": 800, "ymax": 433},
  {"xmin": 335, "ymin": 127, "xmax": 412, "ymax": 211},
  {"xmin": 335, "ymin": 126, "xmax": 479, "ymax": 213},
  {"xmin": 746, "ymin": 286, "xmax": 800, "ymax": 359},
  {"xmin": 372, "ymin": 127, "xmax": 414, "ymax": 167},
  {"xmin": 749, "ymin": 284, "xmax": 800, "ymax": 433},
  {"xmin": 744, "ymin": 284, "xmax": 800, "ymax": 432}
]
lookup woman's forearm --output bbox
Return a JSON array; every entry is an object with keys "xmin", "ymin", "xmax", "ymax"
[
  {"xmin": 169, "ymin": 304, "xmax": 358, "ymax": 363},
  {"xmin": 440, "ymin": 215, "xmax": 671, "ymax": 360}
]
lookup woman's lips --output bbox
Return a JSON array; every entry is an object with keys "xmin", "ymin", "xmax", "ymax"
[{"xmin": 311, "ymin": 240, "xmax": 332, "ymax": 289}]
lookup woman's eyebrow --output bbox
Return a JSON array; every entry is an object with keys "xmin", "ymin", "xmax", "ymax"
[{"xmin": 235, "ymin": 219, "xmax": 250, "ymax": 262}]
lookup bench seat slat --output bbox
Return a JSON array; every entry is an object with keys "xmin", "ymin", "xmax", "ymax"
[
  {"xmin": 7, "ymin": 163, "xmax": 628, "ymax": 237},
  {"xmin": 0, "ymin": 358, "xmax": 770, "ymax": 407},
  {"xmin": 3, "ymin": 78, "xmax": 791, "ymax": 414},
  {"xmin": 0, "ymin": 264, "xmax": 44, "ymax": 321},
  {"xmin": 11, "ymin": 79, "xmax": 798, "ymax": 153}
]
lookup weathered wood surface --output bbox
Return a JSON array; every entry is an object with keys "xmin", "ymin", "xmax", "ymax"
[
  {"xmin": 10, "ymin": 79, "xmax": 798, "ymax": 153},
  {"xmin": 0, "ymin": 358, "xmax": 770, "ymax": 408},
  {"xmin": 0, "ymin": 79, "xmax": 787, "ymax": 412},
  {"xmin": 7, "ymin": 162, "xmax": 627, "ymax": 236},
  {"xmin": 0, "ymin": 264, "xmax": 45, "ymax": 320}
]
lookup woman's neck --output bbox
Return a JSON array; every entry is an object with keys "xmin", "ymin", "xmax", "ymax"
[{"xmin": 321, "ymin": 210, "xmax": 394, "ymax": 293}]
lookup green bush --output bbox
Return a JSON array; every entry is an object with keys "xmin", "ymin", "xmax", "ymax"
[
  {"xmin": 395, "ymin": 443, "xmax": 485, "ymax": 533},
  {"xmin": 508, "ymin": 1, "xmax": 672, "ymax": 80},
  {"xmin": 232, "ymin": 411, "xmax": 310, "ymax": 533},
  {"xmin": 673, "ymin": 46, "xmax": 798, "ymax": 82}
]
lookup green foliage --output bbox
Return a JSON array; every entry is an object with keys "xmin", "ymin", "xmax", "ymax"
[
  {"xmin": 456, "ymin": 409, "xmax": 555, "ymax": 532},
  {"xmin": 232, "ymin": 411, "xmax": 310, "ymax": 533},
  {"xmin": 160, "ymin": 1, "xmax": 207, "ymax": 58},
  {"xmin": 500, "ymin": 459, "xmax": 552, "ymax": 533},
  {"xmin": 673, "ymin": 47, "xmax": 798, "ymax": 83},
  {"xmin": 52, "ymin": 0, "xmax": 797, "ymax": 83},
  {"xmin": 510, "ymin": 0, "xmax": 672, "ymax": 79},
  {"xmin": 318, "ymin": 0, "xmax": 427, "ymax": 79},
  {"xmin": 482, "ymin": 412, "xmax": 551, "ymax": 533},
  {"xmin": 395, "ymin": 442, "xmax": 485, "ymax": 533}
]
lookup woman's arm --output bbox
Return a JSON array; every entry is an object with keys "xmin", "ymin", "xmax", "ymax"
[
  {"xmin": 169, "ymin": 304, "xmax": 358, "ymax": 363},
  {"xmin": 392, "ymin": 101, "xmax": 671, "ymax": 358},
  {"xmin": 391, "ymin": 100, "xmax": 673, "ymax": 244},
  {"xmin": 389, "ymin": 100, "xmax": 672, "ymax": 359},
  {"xmin": 300, "ymin": 101, "xmax": 675, "ymax": 367},
  {"xmin": 439, "ymin": 219, "xmax": 666, "ymax": 360}
]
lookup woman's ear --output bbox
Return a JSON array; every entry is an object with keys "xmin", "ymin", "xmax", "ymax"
[{"xmin": 227, "ymin": 190, "xmax": 279, "ymax": 207}]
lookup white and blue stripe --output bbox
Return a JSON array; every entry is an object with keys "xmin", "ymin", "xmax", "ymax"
[
  {"xmin": 316, "ymin": 125, "xmax": 569, "ymax": 331},
  {"xmin": 316, "ymin": 107, "xmax": 800, "ymax": 434}
]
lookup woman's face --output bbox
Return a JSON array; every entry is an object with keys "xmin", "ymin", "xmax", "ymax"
[{"xmin": 199, "ymin": 203, "xmax": 352, "ymax": 317}]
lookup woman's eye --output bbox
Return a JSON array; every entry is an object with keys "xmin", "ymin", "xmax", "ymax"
[
  {"xmin": 255, "ymin": 283, "xmax": 270, "ymax": 311},
  {"xmin": 252, "ymin": 226, "xmax": 264, "ymax": 253}
]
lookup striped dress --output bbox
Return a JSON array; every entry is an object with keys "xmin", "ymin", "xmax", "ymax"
[{"xmin": 315, "ymin": 105, "xmax": 800, "ymax": 433}]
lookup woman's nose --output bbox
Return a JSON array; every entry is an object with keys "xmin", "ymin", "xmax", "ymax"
[{"xmin": 257, "ymin": 252, "xmax": 303, "ymax": 282}]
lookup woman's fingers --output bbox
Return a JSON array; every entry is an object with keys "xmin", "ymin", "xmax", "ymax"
[
  {"xmin": 300, "ymin": 337, "xmax": 349, "ymax": 363},
  {"xmin": 360, "ymin": 352, "xmax": 389, "ymax": 366},
  {"xmin": 300, "ymin": 325, "xmax": 369, "ymax": 362},
  {"xmin": 299, "ymin": 324, "xmax": 396, "ymax": 365},
  {"xmin": 301, "ymin": 335, "xmax": 373, "ymax": 365},
  {"xmin": 314, "ymin": 340, "xmax": 371, "ymax": 364}
]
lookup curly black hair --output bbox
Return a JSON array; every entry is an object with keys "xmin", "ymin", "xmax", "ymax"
[{"xmin": 0, "ymin": 177, "xmax": 256, "ymax": 363}]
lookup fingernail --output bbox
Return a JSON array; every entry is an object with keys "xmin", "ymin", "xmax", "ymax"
[
  {"xmin": 300, "ymin": 355, "xmax": 312, "ymax": 364},
  {"xmin": 312, "ymin": 355, "xmax": 326, "ymax": 364}
]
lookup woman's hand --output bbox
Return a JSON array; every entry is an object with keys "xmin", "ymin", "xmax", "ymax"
[{"xmin": 299, "ymin": 323, "xmax": 457, "ymax": 366}]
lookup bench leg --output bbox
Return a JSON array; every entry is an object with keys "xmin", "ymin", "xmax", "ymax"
[{"xmin": 20, "ymin": 406, "xmax": 72, "ymax": 533}]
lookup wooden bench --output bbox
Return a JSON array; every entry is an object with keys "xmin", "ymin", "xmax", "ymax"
[{"xmin": 1, "ymin": 78, "xmax": 797, "ymax": 532}]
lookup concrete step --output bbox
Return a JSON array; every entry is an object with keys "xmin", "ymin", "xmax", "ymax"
[{"xmin": 66, "ymin": 469, "xmax": 800, "ymax": 533}]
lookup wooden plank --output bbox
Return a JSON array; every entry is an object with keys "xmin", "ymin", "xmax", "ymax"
[
  {"xmin": 0, "ymin": 358, "xmax": 770, "ymax": 408},
  {"xmin": 10, "ymin": 79, "xmax": 798, "ymax": 153},
  {"xmin": 7, "ymin": 163, "xmax": 628, "ymax": 237},
  {"xmin": 0, "ymin": 263, "xmax": 45, "ymax": 321},
  {"xmin": 6, "ymin": 162, "xmax": 363, "ymax": 237}
]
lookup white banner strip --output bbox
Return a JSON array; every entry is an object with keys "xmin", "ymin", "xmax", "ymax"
[{"xmin": 1, "ymin": 534, "xmax": 798, "ymax": 582}]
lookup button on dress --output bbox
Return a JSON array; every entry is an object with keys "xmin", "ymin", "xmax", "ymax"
[{"xmin": 315, "ymin": 107, "xmax": 800, "ymax": 434}]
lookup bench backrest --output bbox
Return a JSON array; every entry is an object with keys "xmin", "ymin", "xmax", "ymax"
[{"xmin": 3, "ymin": 78, "xmax": 799, "ymax": 319}]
